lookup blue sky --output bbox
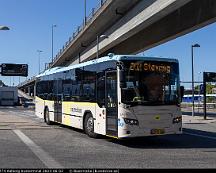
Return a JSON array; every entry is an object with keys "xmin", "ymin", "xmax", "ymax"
[{"xmin": 0, "ymin": 0, "xmax": 216, "ymax": 88}]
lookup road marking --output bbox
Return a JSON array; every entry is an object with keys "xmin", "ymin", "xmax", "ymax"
[
  {"xmin": 184, "ymin": 132, "xmax": 216, "ymax": 140},
  {"xmin": 13, "ymin": 129, "xmax": 63, "ymax": 168}
]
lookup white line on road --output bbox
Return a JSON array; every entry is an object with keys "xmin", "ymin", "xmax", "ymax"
[
  {"xmin": 13, "ymin": 129, "xmax": 63, "ymax": 168},
  {"xmin": 184, "ymin": 132, "xmax": 216, "ymax": 140}
]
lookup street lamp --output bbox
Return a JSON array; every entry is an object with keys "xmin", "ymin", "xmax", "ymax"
[
  {"xmin": 51, "ymin": 24, "xmax": 57, "ymax": 62},
  {"xmin": 96, "ymin": 34, "xmax": 109, "ymax": 59},
  {"xmin": 84, "ymin": 0, "xmax": 87, "ymax": 25},
  {"xmin": 0, "ymin": 25, "xmax": 10, "ymax": 30},
  {"xmin": 191, "ymin": 43, "xmax": 200, "ymax": 117},
  {"xmin": 37, "ymin": 50, "xmax": 43, "ymax": 74}
]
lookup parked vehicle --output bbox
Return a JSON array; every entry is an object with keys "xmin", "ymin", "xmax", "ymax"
[{"xmin": 0, "ymin": 86, "xmax": 18, "ymax": 106}]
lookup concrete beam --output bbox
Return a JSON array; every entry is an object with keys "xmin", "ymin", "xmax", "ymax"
[
  {"xmin": 51, "ymin": 0, "xmax": 140, "ymax": 67},
  {"xmin": 78, "ymin": 0, "xmax": 191, "ymax": 62},
  {"xmin": 110, "ymin": 0, "xmax": 216, "ymax": 54}
]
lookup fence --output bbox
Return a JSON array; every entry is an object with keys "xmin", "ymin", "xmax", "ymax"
[{"xmin": 181, "ymin": 81, "xmax": 216, "ymax": 116}]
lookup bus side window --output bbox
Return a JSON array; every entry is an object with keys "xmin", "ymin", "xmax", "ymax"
[{"xmin": 97, "ymin": 76, "xmax": 105, "ymax": 107}]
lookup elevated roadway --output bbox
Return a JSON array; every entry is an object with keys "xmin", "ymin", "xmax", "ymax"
[
  {"xmin": 18, "ymin": 77, "xmax": 35, "ymax": 97},
  {"xmin": 50, "ymin": 0, "xmax": 140, "ymax": 66},
  {"xmin": 19, "ymin": 0, "xmax": 216, "ymax": 93}
]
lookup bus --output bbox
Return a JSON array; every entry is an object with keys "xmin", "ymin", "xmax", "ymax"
[
  {"xmin": 182, "ymin": 94, "xmax": 216, "ymax": 103},
  {"xmin": 35, "ymin": 54, "xmax": 182, "ymax": 139}
]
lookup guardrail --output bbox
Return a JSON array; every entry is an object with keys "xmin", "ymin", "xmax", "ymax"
[
  {"xmin": 17, "ymin": 76, "xmax": 36, "ymax": 88},
  {"xmin": 181, "ymin": 102, "xmax": 216, "ymax": 109}
]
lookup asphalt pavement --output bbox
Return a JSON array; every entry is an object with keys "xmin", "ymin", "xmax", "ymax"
[
  {"xmin": 182, "ymin": 111, "xmax": 216, "ymax": 140},
  {"xmin": 0, "ymin": 106, "xmax": 216, "ymax": 169}
]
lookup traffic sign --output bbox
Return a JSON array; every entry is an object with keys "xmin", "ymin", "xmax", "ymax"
[{"xmin": 0, "ymin": 63, "xmax": 28, "ymax": 77}]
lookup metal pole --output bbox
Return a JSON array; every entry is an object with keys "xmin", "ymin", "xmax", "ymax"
[
  {"xmin": 79, "ymin": 53, "xmax": 81, "ymax": 64},
  {"xmin": 84, "ymin": 0, "xmax": 87, "ymax": 25},
  {"xmin": 37, "ymin": 50, "xmax": 42, "ymax": 74},
  {"xmin": 39, "ymin": 51, "xmax": 40, "ymax": 74},
  {"xmin": 198, "ymin": 72, "xmax": 202, "ymax": 113},
  {"xmin": 97, "ymin": 35, "xmax": 99, "ymax": 59},
  {"xmin": 191, "ymin": 46, "xmax": 195, "ymax": 117},
  {"xmin": 203, "ymin": 72, "xmax": 207, "ymax": 120},
  {"xmin": 52, "ymin": 25, "xmax": 54, "ymax": 62}
]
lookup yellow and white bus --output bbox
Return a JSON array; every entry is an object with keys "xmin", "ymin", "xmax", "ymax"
[{"xmin": 35, "ymin": 54, "xmax": 182, "ymax": 139}]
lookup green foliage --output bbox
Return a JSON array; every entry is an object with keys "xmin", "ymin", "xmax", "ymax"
[
  {"xmin": 206, "ymin": 84, "xmax": 215, "ymax": 94},
  {"xmin": 206, "ymin": 96, "xmax": 216, "ymax": 103},
  {"xmin": 195, "ymin": 83, "xmax": 216, "ymax": 94}
]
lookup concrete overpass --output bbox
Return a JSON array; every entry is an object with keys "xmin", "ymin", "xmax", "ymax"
[
  {"xmin": 49, "ymin": 0, "xmax": 216, "ymax": 67},
  {"xmin": 18, "ymin": 76, "xmax": 36, "ymax": 97},
  {"xmin": 18, "ymin": 0, "xmax": 216, "ymax": 93}
]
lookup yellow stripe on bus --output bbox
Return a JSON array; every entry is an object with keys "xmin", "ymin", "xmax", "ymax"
[{"xmin": 106, "ymin": 135, "xmax": 118, "ymax": 139}]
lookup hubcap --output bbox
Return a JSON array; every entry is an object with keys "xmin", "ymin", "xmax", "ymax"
[{"xmin": 86, "ymin": 117, "xmax": 93, "ymax": 132}]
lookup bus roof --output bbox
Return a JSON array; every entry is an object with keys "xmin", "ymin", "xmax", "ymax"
[{"xmin": 37, "ymin": 54, "xmax": 179, "ymax": 78}]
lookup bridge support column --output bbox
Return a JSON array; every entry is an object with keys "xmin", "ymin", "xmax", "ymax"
[{"xmin": 28, "ymin": 87, "xmax": 31, "ymax": 96}]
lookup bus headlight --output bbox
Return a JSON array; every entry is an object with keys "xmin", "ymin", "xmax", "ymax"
[
  {"xmin": 124, "ymin": 118, "xmax": 139, "ymax": 126},
  {"xmin": 173, "ymin": 116, "xmax": 182, "ymax": 124}
]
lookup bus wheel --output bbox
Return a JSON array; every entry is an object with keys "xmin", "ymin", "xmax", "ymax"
[
  {"xmin": 44, "ymin": 108, "xmax": 52, "ymax": 125},
  {"xmin": 84, "ymin": 114, "xmax": 98, "ymax": 138}
]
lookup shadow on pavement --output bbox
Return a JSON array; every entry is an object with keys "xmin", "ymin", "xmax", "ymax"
[
  {"xmin": 182, "ymin": 111, "xmax": 216, "ymax": 118},
  {"xmin": 107, "ymin": 128, "xmax": 216, "ymax": 149}
]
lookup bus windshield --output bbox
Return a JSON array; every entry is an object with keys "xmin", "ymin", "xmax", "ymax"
[{"xmin": 121, "ymin": 60, "xmax": 180, "ymax": 106}]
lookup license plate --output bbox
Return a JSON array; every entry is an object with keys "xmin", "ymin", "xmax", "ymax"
[{"xmin": 151, "ymin": 129, "xmax": 165, "ymax": 135}]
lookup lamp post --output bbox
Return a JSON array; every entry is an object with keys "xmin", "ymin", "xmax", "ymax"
[
  {"xmin": 37, "ymin": 50, "xmax": 43, "ymax": 74},
  {"xmin": 96, "ymin": 34, "xmax": 108, "ymax": 59},
  {"xmin": 191, "ymin": 44, "xmax": 200, "ymax": 117},
  {"xmin": 84, "ymin": 0, "xmax": 87, "ymax": 25},
  {"xmin": 51, "ymin": 24, "xmax": 57, "ymax": 62},
  {"xmin": 0, "ymin": 25, "xmax": 10, "ymax": 30}
]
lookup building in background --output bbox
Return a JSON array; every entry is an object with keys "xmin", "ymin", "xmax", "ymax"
[{"xmin": 0, "ymin": 86, "xmax": 18, "ymax": 106}]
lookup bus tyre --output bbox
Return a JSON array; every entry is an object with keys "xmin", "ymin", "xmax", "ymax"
[
  {"xmin": 84, "ymin": 114, "xmax": 98, "ymax": 138},
  {"xmin": 44, "ymin": 108, "xmax": 52, "ymax": 125}
]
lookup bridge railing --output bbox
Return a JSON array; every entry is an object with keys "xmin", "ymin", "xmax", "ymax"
[
  {"xmin": 45, "ymin": 0, "xmax": 108, "ymax": 70},
  {"xmin": 17, "ymin": 76, "xmax": 36, "ymax": 88},
  {"xmin": 19, "ymin": 0, "xmax": 109, "ymax": 88}
]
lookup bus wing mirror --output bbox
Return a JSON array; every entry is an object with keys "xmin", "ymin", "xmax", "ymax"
[
  {"xmin": 180, "ymin": 86, "xmax": 185, "ymax": 102},
  {"xmin": 120, "ymin": 82, "xmax": 126, "ymax": 88}
]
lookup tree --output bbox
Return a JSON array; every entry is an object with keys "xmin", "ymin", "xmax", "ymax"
[{"xmin": 206, "ymin": 83, "xmax": 215, "ymax": 94}]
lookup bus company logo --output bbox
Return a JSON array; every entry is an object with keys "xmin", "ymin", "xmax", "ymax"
[{"xmin": 71, "ymin": 108, "xmax": 82, "ymax": 113}]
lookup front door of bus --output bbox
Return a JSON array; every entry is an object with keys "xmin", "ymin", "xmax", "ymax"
[
  {"xmin": 54, "ymin": 80, "xmax": 62, "ymax": 123},
  {"xmin": 105, "ymin": 71, "xmax": 118, "ymax": 136}
]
